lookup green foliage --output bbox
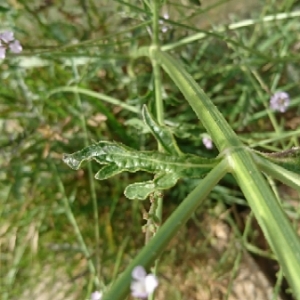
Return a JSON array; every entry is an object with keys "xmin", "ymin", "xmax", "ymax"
[
  {"xmin": 2, "ymin": 0, "xmax": 300, "ymax": 300},
  {"xmin": 63, "ymin": 106, "xmax": 220, "ymax": 199},
  {"xmin": 142, "ymin": 106, "xmax": 183, "ymax": 155},
  {"xmin": 258, "ymin": 147, "xmax": 300, "ymax": 174}
]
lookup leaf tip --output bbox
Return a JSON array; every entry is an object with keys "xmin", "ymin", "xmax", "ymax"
[{"xmin": 62, "ymin": 153, "xmax": 81, "ymax": 170}]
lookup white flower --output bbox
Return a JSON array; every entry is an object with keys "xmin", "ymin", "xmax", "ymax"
[
  {"xmin": 162, "ymin": 12, "xmax": 169, "ymax": 20},
  {"xmin": 202, "ymin": 136, "xmax": 213, "ymax": 149},
  {"xmin": 91, "ymin": 291, "xmax": 102, "ymax": 300},
  {"xmin": 131, "ymin": 266, "xmax": 159, "ymax": 299},
  {"xmin": 270, "ymin": 91, "xmax": 290, "ymax": 113},
  {"xmin": 159, "ymin": 12, "xmax": 170, "ymax": 33}
]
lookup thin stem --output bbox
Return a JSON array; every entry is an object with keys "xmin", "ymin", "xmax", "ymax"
[
  {"xmin": 71, "ymin": 62, "xmax": 101, "ymax": 286},
  {"xmin": 48, "ymin": 86, "xmax": 139, "ymax": 114},
  {"xmin": 144, "ymin": 192, "xmax": 159, "ymax": 245},
  {"xmin": 150, "ymin": 1, "xmax": 164, "ymax": 299},
  {"xmin": 250, "ymin": 70, "xmax": 283, "ymax": 145},
  {"xmin": 273, "ymin": 268, "xmax": 284, "ymax": 299},
  {"xmin": 51, "ymin": 163, "xmax": 101, "ymax": 288},
  {"xmin": 161, "ymin": 11, "xmax": 300, "ymax": 51},
  {"xmin": 151, "ymin": 0, "xmax": 164, "ymax": 128},
  {"xmin": 254, "ymin": 153, "xmax": 300, "ymax": 193}
]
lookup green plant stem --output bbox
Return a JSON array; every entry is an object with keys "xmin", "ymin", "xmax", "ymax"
[
  {"xmin": 111, "ymin": 236, "xmax": 130, "ymax": 284},
  {"xmin": 144, "ymin": 193, "xmax": 159, "ymax": 245},
  {"xmin": 225, "ymin": 250, "xmax": 242, "ymax": 300},
  {"xmin": 72, "ymin": 63, "xmax": 101, "ymax": 285},
  {"xmin": 48, "ymin": 86, "xmax": 137, "ymax": 147},
  {"xmin": 52, "ymin": 163, "xmax": 101, "ymax": 288},
  {"xmin": 134, "ymin": 47, "xmax": 300, "ymax": 297},
  {"xmin": 229, "ymin": 148, "xmax": 300, "ymax": 283},
  {"xmin": 101, "ymin": 160, "xmax": 228, "ymax": 300},
  {"xmin": 3, "ymin": 234, "xmax": 28, "ymax": 300},
  {"xmin": 250, "ymin": 69, "xmax": 283, "ymax": 142},
  {"xmin": 254, "ymin": 153, "xmax": 300, "ymax": 193},
  {"xmin": 150, "ymin": 2, "xmax": 164, "ymax": 299},
  {"xmin": 151, "ymin": 0, "xmax": 164, "ymax": 126},
  {"xmin": 150, "ymin": 48, "xmax": 240, "ymax": 150},
  {"xmin": 161, "ymin": 11, "xmax": 300, "ymax": 51},
  {"xmin": 273, "ymin": 268, "xmax": 284, "ymax": 299},
  {"xmin": 48, "ymin": 86, "xmax": 139, "ymax": 113},
  {"xmin": 75, "ymin": 91, "xmax": 101, "ymax": 282}
]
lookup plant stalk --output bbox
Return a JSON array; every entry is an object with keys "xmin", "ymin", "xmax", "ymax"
[{"xmin": 101, "ymin": 160, "xmax": 228, "ymax": 300}]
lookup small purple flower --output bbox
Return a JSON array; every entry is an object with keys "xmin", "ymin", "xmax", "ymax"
[
  {"xmin": 131, "ymin": 266, "xmax": 158, "ymax": 299},
  {"xmin": 91, "ymin": 291, "xmax": 102, "ymax": 300},
  {"xmin": 0, "ymin": 31, "xmax": 22, "ymax": 59},
  {"xmin": 0, "ymin": 31, "xmax": 14, "ymax": 43},
  {"xmin": 270, "ymin": 91, "xmax": 290, "ymax": 113},
  {"xmin": 202, "ymin": 136, "xmax": 213, "ymax": 149},
  {"xmin": 9, "ymin": 40, "xmax": 22, "ymax": 53}
]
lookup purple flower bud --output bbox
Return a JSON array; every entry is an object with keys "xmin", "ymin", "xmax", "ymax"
[
  {"xmin": 131, "ymin": 266, "xmax": 158, "ymax": 299},
  {"xmin": 202, "ymin": 136, "xmax": 213, "ymax": 149},
  {"xmin": 9, "ymin": 40, "xmax": 22, "ymax": 53},
  {"xmin": 270, "ymin": 91, "xmax": 290, "ymax": 113},
  {"xmin": 132, "ymin": 265, "xmax": 147, "ymax": 280},
  {"xmin": 0, "ymin": 31, "xmax": 14, "ymax": 43}
]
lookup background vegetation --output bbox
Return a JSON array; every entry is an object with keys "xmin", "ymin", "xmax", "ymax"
[{"xmin": 1, "ymin": 0, "xmax": 300, "ymax": 299}]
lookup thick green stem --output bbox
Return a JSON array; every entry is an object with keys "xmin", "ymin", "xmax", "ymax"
[
  {"xmin": 230, "ymin": 148, "xmax": 300, "ymax": 297},
  {"xmin": 101, "ymin": 160, "xmax": 228, "ymax": 300},
  {"xmin": 254, "ymin": 153, "xmax": 300, "ymax": 192},
  {"xmin": 133, "ymin": 47, "xmax": 300, "ymax": 297}
]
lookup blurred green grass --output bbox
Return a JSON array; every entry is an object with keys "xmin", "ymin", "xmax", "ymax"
[{"xmin": 1, "ymin": 0, "xmax": 300, "ymax": 299}]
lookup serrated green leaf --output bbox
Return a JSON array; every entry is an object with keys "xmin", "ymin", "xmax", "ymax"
[
  {"xmin": 63, "ymin": 141, "xmax": 220, "ymax": 198},
  {"xmin": 63, "ymin": 141, "xmax": 219, "ymax": 177},
  {"xmin": 142, "ymin": 105, "xmax": 182, "ymax": 155},
  {"xmin": 125, "ymin": 173, "xmax": 180, "ymax": 200}
]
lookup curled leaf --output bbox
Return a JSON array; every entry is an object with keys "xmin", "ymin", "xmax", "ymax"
[
  {"xmin": 63, "ymin": 141, "xmax": 220, "ymax": 199},
  {"xmin": 125, "ymin": 173, "xmax": 181, "ymax": 200},
  {"xmin": 142, "ymin": 105, "xmax": 182, "ymax": 155}
]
